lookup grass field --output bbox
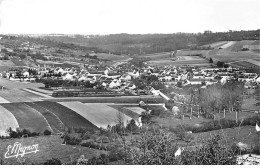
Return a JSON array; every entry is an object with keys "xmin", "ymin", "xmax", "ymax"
[
  {"xmin": 10, "ymin": 58, "xmax": 27, "ymax": 66},
  {"xmin": 34, "ymin": 101, "xmax": 97, "ymax": 129},
  {"xmin": 229, "ymin": 40, "xmax": 257, "ymax": 52},
  {"xmin": 154, "ymin": 111, "xmax": 259, "ymax": 129},
  {"xmin": 229, "ymin": 60, "xmax": 260, "ymax": 70},
  {"xmin": 193, "ymin": 126, "xmax": 259, "ymax": 148},
  {"xmin": 0, "ymin": 103, "xmax": 51, "ymax": 133},
  {"xmin": 0, "ymin": 106, "xmax": 19, "ymax": 136},
  {"xmin": 176, "ymin": 40, "xmax": 260, "ymax": 64},
  {"xmin": 96, "ymin": 53, "xmax": 130, "ymax": 61},
  {"xmin": 0, "ymin": 60, "xmax": 15, "ymax": 67},
  {"xmin": 0, "ymin": 135, "xmax": 103, "ymax": 165},
  {"xmin": 138, "ymin": 52, "xmax": 172, "ymax": 60},
  {"xmin": 147, "ymin": 59, "xmax": 211, "ymax": 67},
  {"xmin": 25, "ymin": 102, "xmax": 66, "ymax": 133},
  {"xmin": 58, "ymin": 102, "xmax": 132, "ymax": 128},
  {"xmin": 176, "ymin": 50, "xmax": 210, "ymax": 57}
]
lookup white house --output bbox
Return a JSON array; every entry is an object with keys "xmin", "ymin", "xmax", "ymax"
[{"xmin": 109, "ymin": 79, "xmax": 121, "ymax": 88}]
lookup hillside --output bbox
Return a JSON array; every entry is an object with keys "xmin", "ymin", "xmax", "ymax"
[{"xmin": 4, "ymin": 29, "xmax": 258, "ymax": 57}]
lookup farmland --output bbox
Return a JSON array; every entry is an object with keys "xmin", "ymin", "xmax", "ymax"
[
  {"xmin": 96, "ymin": 53, "xmax": 130, "ymax": 61},
  {"xmin": 138, "ymin": 52, "xmax": 172, "ymax": 60},
  {"xmin": 0, "ymin": 103, "xmax": 51, "ymax": 133},
  {"xmin": 146, "ymin": 58, "xmax": 211, "ymax": 67},
  {"xmin": 58, "ymin": 102, "xmax": 132, "ymax": 128},
  {"xmin": 0, "ymin": 106, "xmax": 19, "ymax": 136},
  {"xmin": 173, "ymin": 40, "xmax": 260, "ymax": 65},
  {"xmin": 34, "ymin": 101, "xmax": 97, "ymax": 129},
  {"xmin": 25, "ymin": 102, "xmax": 66, "ymax": 133}
]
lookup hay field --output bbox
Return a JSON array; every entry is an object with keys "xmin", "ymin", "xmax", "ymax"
[
  {"xmin": 0, "ymin": 105, "xmax": 19, "ymax": 136},
  {"xmin": 58, "ymin": 102, "xmax": 132, "ymax": 128}
]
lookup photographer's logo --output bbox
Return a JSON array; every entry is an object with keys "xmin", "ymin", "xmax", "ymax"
[{"xmin": 5, "ymin": 142, "xmax": 39, "ymax": 159}]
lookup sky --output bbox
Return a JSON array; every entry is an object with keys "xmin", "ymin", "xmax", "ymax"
[{"xmin": 0, "ymin": 0, "xmax": 259, "ymax": 35}]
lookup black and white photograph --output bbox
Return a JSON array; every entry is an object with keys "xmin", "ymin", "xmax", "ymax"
[{"xmin": 0, "ymin": 0, "xmax": 259, "ymax": 165}]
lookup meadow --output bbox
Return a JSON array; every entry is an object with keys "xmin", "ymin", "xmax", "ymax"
[
  {"xmin": 58, "ymin": 102, "xmax": 132, "ymax": 128},
  {"xmin": 0, "ymin": 135, "xmax": 103, "ymax": 165}
]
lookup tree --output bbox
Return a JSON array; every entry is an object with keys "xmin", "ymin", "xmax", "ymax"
[{"xmin": 209, "ymin": 57, "xmax": 213, "ymax": 63}]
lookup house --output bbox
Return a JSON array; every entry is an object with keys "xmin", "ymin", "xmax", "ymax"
[
  {"xmin": 119, "ymin": 74, "xmax": 132, "ymax": 81},
  {"xmin": 109, "ymin": 79, "xmax": 121, "ymax": 88},
  {"xmin": 128, "ymin": 70, "xmax": 140, "ymax": 79}
]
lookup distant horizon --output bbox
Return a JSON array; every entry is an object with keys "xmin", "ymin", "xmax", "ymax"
[{"xmin": 1, "ymin": 28, "xmax": 259, "ymax": 36}]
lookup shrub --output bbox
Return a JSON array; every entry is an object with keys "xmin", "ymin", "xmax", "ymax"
[
  {"xmin": 87, "ymin": 154, "xmax": 110, "ymax": 165},
  {"xmin": 6, "ymin": 128, "xmax": 40, "ymax": 139},
  {"xmin": 44, "ymin": 130, "xmax": 52, "ymax": 135},
  {"xmin": 43, "ymin": 158, "xmax": 62, "ymax": 165},
  {"xmin": 63, "ymin": 134, "xmax": 81, "ymax": 145},
  {"xmin": 126, "ymin": 119, "xmax": 139, "ymax": 132},
  {"xmin": 150, "ymin": 110, "xmax": 161, "ymax": 116},
  {"xmin": 108, "ymin": 147, "xmax": 127, "ymax": 162}
]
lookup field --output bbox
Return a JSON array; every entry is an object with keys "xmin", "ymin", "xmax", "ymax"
[
  {"xmin": 0, "ymin": 135, "xmax": 103, "ymax": 165},
  {"xmin": 193, "ymin": 126, "xmax": 259, "ymax": 148},
  {"xmin": 96, "ymin": 53, "xmax": 130, "ymax": 61},
  {"xmin": 0, "ymin": 60, "xmax": 15, "ymax": 67},
  {"xmin": 58, "ymin": 102, "xmax": 132, "ymax": 128},
  {"xmin": 147, "ymin": 59, "xmax": 211, "ymax": 67},
  {"xmin": 44, "ymin": 95, "xmax": 164, "ymax": 104},
  {"xmin": 174, "ymin": 40, "xmax": 260, "ymax": 65},
  {"xmin": 109, "ymin": 105, "xmax": 141, "ymax": 120},
  {"xmin": 176, "ymin": 50, "xmax": 210, "ymax": 57},
  {"xmin": 154, "ymin": 111, "xmax": 260, "ymax": 129},
  {"xmin": 219, "ymin": 41, "xmax": 236, "ymax": 49},
  {"xmin": 34, "ymin": 101, "xmax": 97, "ymax": 129},
  {"xmin": 10, "ymin": 58, "xmax": 27, "ymax": 66},
  {"xmin": 0, "ymin": 106, "xmax": 19, "ymax": 136},
  {"xmin": 138, "ymin": 52, "xmax": 172, "ymax": 60},
  {"xmin": 229, "ymin": 40, "xmax": 257, "ymax": 52},
  {"xmin": 25, "ymin": 102, "xmax": 66, "ymax": 133},
  {"xmin": 0, "ymin": 103, "xmax": 51, "ymax": 133},
  {"xmin": 204, "ymin": 41, "xmax": 228, "ymax": 48},
  {"xmin": 124, "ymin": 107, "xmax": 145, "ymax": 115}
]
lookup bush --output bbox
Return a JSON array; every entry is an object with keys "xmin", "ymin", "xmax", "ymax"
[
  {"xmin": 126, "ymin": 119, "xmax": 139, "ymax": 132},
  {"xmin": 108, "ymin": 147, "xmax": 127, "ymax": 162},
  {"xmin": 43, "ymin": 158, "xmax": 62, "ymax": 165},
  {"xmin": 63, "ymin": 134, "xmax": 81, "ymax": 145},
  {"xmin": 87, "ymin": 154, "xmax": 110, "ymax": 165},
  {"xmin": 7, "ymin": 128, "xmax": 40, "ymax": 139},
  {"xmin": 44, "ymin": 130, "xmax": 52, "ymax": 135},
  {"xmin": 150, "ymin": 110, "xmax": 161, "ymax": 116}
]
